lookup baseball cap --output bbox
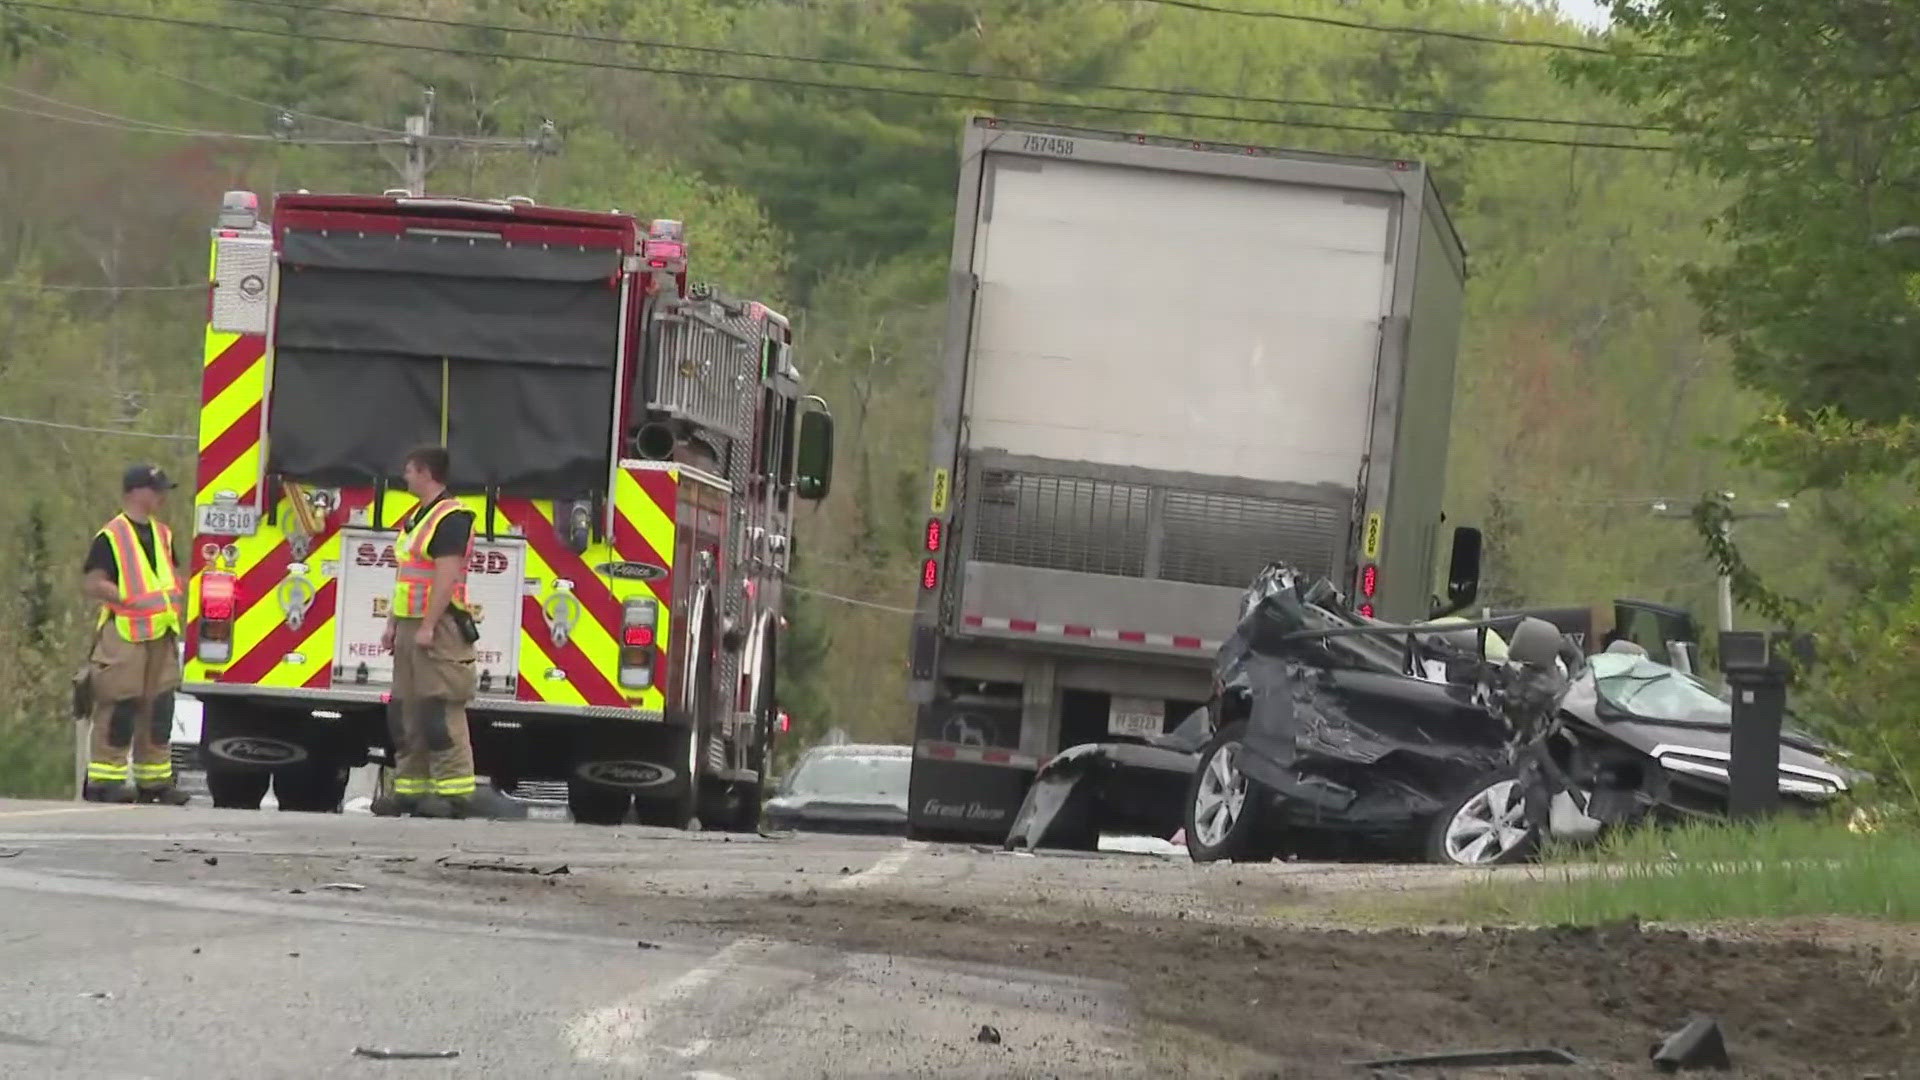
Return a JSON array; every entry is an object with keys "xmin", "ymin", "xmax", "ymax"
[{"xmin": 123, "ymin": 464, "xmax": 179, "ymax": 493}]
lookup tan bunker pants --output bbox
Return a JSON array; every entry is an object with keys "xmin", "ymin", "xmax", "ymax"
[
  {"xmin": 387, "ymin": 613, "xmax": 477, "ymax": 800},
  {"xmin": 86, "ymin": 627, "xmax": 182, "ymax": 791}
]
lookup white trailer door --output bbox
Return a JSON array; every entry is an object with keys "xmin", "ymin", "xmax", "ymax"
[{"xmin": 964, "ymin": 156, "xmax": 1398, "ymax": 488}]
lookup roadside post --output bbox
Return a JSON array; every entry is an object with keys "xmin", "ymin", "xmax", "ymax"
[{"xmin": 1718, "ymin": 630, "xmax": 1812, "ymax": 819}]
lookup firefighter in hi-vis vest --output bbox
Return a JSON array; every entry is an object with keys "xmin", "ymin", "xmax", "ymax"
[
  {"xmin": 370, "ymin": 446, "xmax": 513, "ymax": 819},
  {"xmin": 81, "ymin": 465, "xmax": 190, "ymax": 805}
]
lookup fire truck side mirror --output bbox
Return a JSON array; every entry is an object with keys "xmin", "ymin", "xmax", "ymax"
[{"xmin": 795, "ymin": 398, "xmax": 834, "ymax": 502}]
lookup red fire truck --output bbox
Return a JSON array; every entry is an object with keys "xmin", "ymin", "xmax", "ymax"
[{"xmin": 181, "ymin": 189, "xmax": 833, "ymax": 828}]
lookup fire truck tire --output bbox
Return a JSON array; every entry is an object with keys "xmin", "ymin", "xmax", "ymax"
[
  {"xmin": 206, "ymin": 767, "xmax": 270, "ymax": 810},
  {"xmin": 567, "ymin": 782, "xmax": 631, "ymax": 826},
  {"xmin": 274, "ymin": 762, "xmax": 350, "ymax": 814}
]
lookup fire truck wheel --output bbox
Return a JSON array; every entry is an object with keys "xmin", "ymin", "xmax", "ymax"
[
  {"xmin": 274, "ymin": 763, "xmax": 349, "ymax": 814},
  {"xmin": 206, "ymin": 767, "xmax": 270, "ymax": 810},
  {"xmin": 567, "ymin": 782, "xmax": 631, "ymax": 826}
]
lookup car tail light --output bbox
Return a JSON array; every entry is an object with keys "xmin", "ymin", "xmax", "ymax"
[
  {"xmin": 618, "ymin": 597, "xmax": 658, "ymax": 689},
  {"xmin": 198, "ymin": 568, "xmax": 237, "ymax": 664}
]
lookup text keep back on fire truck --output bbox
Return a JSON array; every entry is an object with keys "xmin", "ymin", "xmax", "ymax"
[{"xmin": 183, "ymin": 189, "xmax": 834, "ymax": 828}]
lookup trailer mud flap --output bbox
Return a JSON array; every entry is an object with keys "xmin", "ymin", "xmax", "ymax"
[{"xmin": 907, "ymin": 742, "xmax": 1037, "ymax": 838}]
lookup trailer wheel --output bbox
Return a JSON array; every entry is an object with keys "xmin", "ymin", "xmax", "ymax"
[{"xmin": 567, "ymin": 781, "xmax": 631, "ymax": 826}]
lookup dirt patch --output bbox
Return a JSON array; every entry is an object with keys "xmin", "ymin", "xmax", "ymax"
[{"xmin": 679, "ymin": 890, "xmax": 1919, "ymax": 1078}]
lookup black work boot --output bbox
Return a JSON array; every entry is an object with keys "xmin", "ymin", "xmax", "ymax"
[
  {"xmin": 136, "ymin": 785, "xmax": 191, "ymax": 806},
  {"xmin": 449, "ymin": 786, "xmax": 528, "ymax": 822},
  {"xmin": 369, "ymin": 793, "xmax": 418, "ymax": 818},
  {"xmin": 82, "ymin": 781, "xmax": 136, "ymax": 804},
  {"xmin": 411, "ymin": 794, "xmax": 456, "ymax": 819}
]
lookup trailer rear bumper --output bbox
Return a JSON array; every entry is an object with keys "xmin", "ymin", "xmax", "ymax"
[{"xmin": 906, "ymin": 740, "xmax": 1041, "ymax": 840}]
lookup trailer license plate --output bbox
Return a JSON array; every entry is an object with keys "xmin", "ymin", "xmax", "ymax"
[
  {"xmin": 195, "ymin": 503, "xmax": 258, "ymax": 537},
  {"xmin": 1107, "ymin": 697, "xmax": 1164, "ymax": 739}
]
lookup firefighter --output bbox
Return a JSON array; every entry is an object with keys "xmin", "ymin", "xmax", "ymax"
[
  {"xmin": 80, "ymin": 465, "xmax": 190, "ymax": 805},
  {"xmin": 371, "ymin": 446, "xmax": 513, "ymax": 819}
]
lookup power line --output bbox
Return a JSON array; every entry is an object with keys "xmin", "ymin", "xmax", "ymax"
[
  {"xmin": 215, "ymin": 0, "xmax": 1676, "ymax": 136},
  {"xmin": 1123, "ymin": 0, "xmax": 1665, "ymax": 58},
  {"xmin": 0, "ymin": 413, "xmax": 194, "ymax": 441},
  {"xmin": 24, "ymin": 14, "xmax": 404, "ymax": 137},
  {"xmin": 788, "ymin": 584, "xmax": 916, "ymax": 616},
  {"xmin": 3, "ymin": 2, "xmax": 1672, "ymax": 153},
  {"xmin": 0, "ymin": 91, "xmax": 396, "ymax": 144}
]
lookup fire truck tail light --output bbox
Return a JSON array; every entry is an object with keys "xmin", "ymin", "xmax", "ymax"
[
  {"xmin": 925, "ymin": 518, "xmax": 943, "ymax": 552},
  {"xmin": 921, "ymin": 558, "xmax": 939, "ymax": 590},
  {"xmin": 618, "ymin": 598, "xmax": 658, "ymax": 689},
  {"xmin": 197, "ymin": 570, "xmax": 238, "ymax": 664}
]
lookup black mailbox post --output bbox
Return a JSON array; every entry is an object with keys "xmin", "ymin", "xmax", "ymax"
[{"xmin": 1717, "ymin": 631, "xmax": 1813, "ymax": 819}]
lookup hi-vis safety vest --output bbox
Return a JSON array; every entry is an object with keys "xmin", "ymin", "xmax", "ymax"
[
  {"xmin": 391, "ymin": 497, "xmax": 474, "ymax": 619},
  {"xmin": 96, "ymin": 515, "xmax": 183, "ymax": 642}
]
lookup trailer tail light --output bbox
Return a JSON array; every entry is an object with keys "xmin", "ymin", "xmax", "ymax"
[
  {"xmin": 777, "ymin": 710, "xmax": 791, "ymax": 735},
  {"xmin": 925, "ymin": 518, "xmax": 943, "ymax": 552},
  {"xmin": 197, "ymin": 568, "xmax": 237, "ymax": 664},
  {"xmin": 1360, "ymin": 564, "xmax": 1378, "ymax": 599},
  {"xmin": 921, "ymin": 558, "xmax": 939, "ymax": 590},
  {"xmin": 617, "ymin": 597, "xmax": 659, "ymax": 689}
]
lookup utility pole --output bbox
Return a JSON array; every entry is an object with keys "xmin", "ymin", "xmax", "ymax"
[
  {"xmin": 402, "ymin": 87, "xmax": 435, "ymax": 197},
  {"xmin": 1651, "ymin": 491, "xmax": 1791, "ymax": 635}
]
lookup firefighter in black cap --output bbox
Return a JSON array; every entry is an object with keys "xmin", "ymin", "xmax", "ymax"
[{"xmin": 79, "ymin": 465, "xmax": 190, "ymax": 804}]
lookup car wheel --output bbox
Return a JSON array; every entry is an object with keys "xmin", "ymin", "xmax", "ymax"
[
  {"xmin": 1427, "ymin": 770, "xmax": 1539, "ymax": 866},
  {"xmin": 1183, "ymin": 721, "xmax": 1274, "ymax": 863}
]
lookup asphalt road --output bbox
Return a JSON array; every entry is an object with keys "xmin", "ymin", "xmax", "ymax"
[
  {"xmin": 2, "ymin": 799, "xmax": 1912, "ymax": 1079},
  {"xmin": 0, "ymin": 800, "xmax": 1163, "ymax": 1080}
]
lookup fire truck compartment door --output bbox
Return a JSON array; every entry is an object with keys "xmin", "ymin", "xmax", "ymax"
[
  {"xmin": 269, "ymin": 229, "xmax": 620, "ymax": 495},
  {"xmin": 333, "ymin": 527, "xmax": 526, "ymax": 697}
]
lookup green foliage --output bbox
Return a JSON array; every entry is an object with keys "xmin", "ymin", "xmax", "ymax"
[
  {"xmin": 1469, "ymin": 813, "xmax": 1920, "ymax": 924},
  {"xmin": 1561, "ymin": 1, "xmax": 1920, "ymax": 423},
  {"xmin": 4, "ymin": 0, "xmax": 1881, "ymax": 787}
]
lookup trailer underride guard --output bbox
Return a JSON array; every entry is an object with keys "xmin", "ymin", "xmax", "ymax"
[{"xmin": 182, "ymin": 190, "xmax": 834, "ymax": 827}]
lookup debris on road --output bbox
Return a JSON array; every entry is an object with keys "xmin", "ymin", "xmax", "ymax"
[
  {"xmin": 78, "ymin": 991, "xmax": 113, "ymax": 1001},
  {"xmin": 434, "ymin": 856, "xmax": 569, "ymax": 876},
  {"xmin": 320, "ymin": 882, "xmax": 366, "ymax": 891},
  {"xmin": 1651, "ymin": 1016, "xmax": 1732, "ymax": 1072},
  {"xmin": 0, "ymin": 848, "xmax": 22, "ymax": 859},
  {"xmin": 288, "ymin": 888, "xmax": 306, "ymax": 895},
  {"xmin": 975, "ymin": 1025, "xmax": 1002, "ymax": 1045},
  {"xmin": 203, "ymin": 856, "xmax": 218, "ymax": 866},
  {"xmin": 636, "ymin": 940, "xmax": 661, "ymax": 950},
  {"xmin": 1351, "ymin": 1047, "xmax": 1580, "ymax": 1069},
  {"xmin": 353, "ymin": 1046, "xmax": 461, "ymax": 1060}
]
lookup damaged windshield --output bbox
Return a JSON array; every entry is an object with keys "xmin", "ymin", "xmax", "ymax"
[{"xmin": 1590, "ymin": 653, "xmax": 1728, "ymax": 724}]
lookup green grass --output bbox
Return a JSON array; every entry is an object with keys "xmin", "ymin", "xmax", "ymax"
[{"xmin": 1464, "ymin": 811, "xmax": 1920, "ymax": 924}]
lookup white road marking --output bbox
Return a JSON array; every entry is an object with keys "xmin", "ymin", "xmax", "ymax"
[
  {"xmin": 0, "ymin": 805, "xmax": 139, "ymax": 820},
  {"xmin": 563, "ymin": 936, "xmax": 777, "ymax": 1069},
  {"xmin": 825, "ymin": 840, "xmax": 919, "ymax": 891}
]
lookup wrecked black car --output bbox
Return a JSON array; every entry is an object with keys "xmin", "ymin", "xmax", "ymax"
[
  {"xmin": 1007, "ymin": 563, "xmax": 1859, "ymax": 866},
  {"xmin": 1008, "ymin": 564, "xmax": 1557, "ymax": 863}
]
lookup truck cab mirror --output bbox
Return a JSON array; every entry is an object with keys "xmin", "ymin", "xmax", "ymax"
[
  {"xmin": 1431, "ymin": 526, "xmax": 1482, "ymax": 617},
  {"xmin": 795, "ymin": 397, "xmax": 834, "ymax": 502}
]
